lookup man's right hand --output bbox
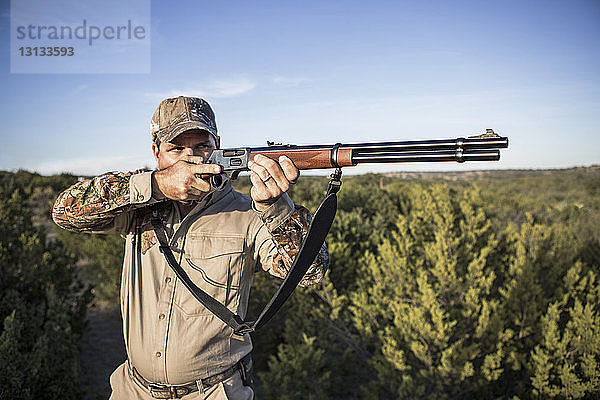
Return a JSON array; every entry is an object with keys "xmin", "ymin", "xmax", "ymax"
[{"xmin": 151, "ymin": 156, "xmax": 222, "ymax": 202}]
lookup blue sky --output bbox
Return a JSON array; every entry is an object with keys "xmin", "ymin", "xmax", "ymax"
[{"xmin": 1, "ymin": 0, "xmax": 599, "ymax": 175}]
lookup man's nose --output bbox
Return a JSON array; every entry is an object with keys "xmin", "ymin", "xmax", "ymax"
[{"xmin": 192, "ymin": 147, "xmax": 209, "ymax": 160}]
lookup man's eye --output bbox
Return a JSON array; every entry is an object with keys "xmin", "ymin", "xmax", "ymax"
[{"xmin": 169, "ymin": 147, "xmax": 184, "ymax": 152}]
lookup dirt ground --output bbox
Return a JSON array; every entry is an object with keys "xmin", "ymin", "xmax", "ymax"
[{"xmin": 79, "ymin": 301, "xmax": 126, "ymax": 400}]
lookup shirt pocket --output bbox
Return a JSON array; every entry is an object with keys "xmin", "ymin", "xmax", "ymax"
[{"xmin": 174, "ymin": 233, "xmax": 245, "ymax": 317}]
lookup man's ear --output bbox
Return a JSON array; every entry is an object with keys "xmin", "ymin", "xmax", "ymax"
[{"xmin": 152, "ymin": 142, "xmax": 160, "ymax": 162}]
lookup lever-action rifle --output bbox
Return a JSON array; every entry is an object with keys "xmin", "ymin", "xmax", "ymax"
[
  {"xmin": 206, "ymin": 128, "xmax": 509, "ymax": 189},
  {"xmin": 159, "ymin": 129, "xmax": 509, "ymax": 335}
]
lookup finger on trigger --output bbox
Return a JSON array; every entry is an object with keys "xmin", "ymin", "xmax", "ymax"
[{"xmin": 190, "ymin": 177, "xmax": 211, "ymax": 193}]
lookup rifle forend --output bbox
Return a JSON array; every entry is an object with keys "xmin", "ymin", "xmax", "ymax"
[{"xmin": 205, "ymin": 129, "xmax": 509, "ymax": 190}]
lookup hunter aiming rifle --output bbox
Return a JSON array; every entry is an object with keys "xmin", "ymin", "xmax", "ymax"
[{"xmin": 153, "ymin": 129, "xmax": 509, "ymax": 335}]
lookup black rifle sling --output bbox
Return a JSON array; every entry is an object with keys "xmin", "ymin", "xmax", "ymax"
[
  {"xmin": 151, "ymin": 169, "xmax": 342, "ymax": 335},
  {"xmin": 252, "ymin": 191, "xmax": 337, "ymax": 331},
  {"xmin": 252, "ymin": 168, "xmax": 342, "ymax": 331}
]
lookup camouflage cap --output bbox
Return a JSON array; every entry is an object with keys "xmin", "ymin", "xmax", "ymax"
[{"xmin": 150, "ymin": 96, "xmax": 219, "ymax": 145}]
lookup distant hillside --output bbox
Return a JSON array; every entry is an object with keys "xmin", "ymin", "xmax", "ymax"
[
  {"xmin": 3, "ymin": 165, "xmax": 598, "ymax": 185},
  {"xmin": 382, "ymin": 165, "xmax": 600, "ymax": 180}
]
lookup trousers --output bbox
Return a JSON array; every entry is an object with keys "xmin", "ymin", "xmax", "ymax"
[{"xmin": 109, "ymin": 361, "xmax": 254, "ymax": 400}]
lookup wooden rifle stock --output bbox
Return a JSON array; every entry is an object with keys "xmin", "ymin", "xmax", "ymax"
[{"xmin": 249, "ymin": 148, "xmax": 354, "ymax": 169}]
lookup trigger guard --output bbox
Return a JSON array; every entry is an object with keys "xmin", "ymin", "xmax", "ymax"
[{"xmin": 209, "ymin": 174, "xmax": 228, "ymax": 190}]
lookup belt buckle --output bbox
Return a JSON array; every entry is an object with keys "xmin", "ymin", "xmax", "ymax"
[
  {"xmin": 148, "ymin": 383, "xmax": 177, "ymax": 399},
  {"xmin": 148, "ymin": 383, "xmax": 192, "ymax": 399}
]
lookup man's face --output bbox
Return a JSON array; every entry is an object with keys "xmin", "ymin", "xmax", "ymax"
[{"xmin": 152, "ymin": 129, "xmax": 217, "ymax": 170}]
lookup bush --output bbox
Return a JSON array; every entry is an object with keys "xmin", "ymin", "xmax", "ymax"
[{"xmin": 0, "ymin": 176, "xmax": 90, "ymax": 399}]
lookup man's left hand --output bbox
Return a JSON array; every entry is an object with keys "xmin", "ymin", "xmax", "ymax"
[{"xmin": 249, "ymin": 154, "xmax": 299, "ymax": 212}]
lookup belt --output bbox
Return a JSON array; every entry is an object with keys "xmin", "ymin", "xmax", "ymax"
[{"xmin": 128, "ymin": 359, "xmax": 243, "ymax": 399}]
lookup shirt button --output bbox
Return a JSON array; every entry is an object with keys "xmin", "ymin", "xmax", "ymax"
[
  {"xmin": 159, "ymin": 313, "xmax": 166, "ymax": 320},
  {"xmin": 155, "ymin": 352, "xmax": 162, "ymax": 358},
  {"xmin": 165, "ymin": 277, "xmax": 172, "ymax": 284}
]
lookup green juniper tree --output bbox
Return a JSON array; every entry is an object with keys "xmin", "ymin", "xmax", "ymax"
[
  {"xmin": 530, "ymin": 261, "xmax": 600, "ymax": 398},
  {"xmin": 350, "ymin": 184, "xmax": 503, "ymax": 398},
  {"xmin": 348, "ymin": 183, "xmax": 600, "ymax": 399},
  {"xmin": 0, "ymin": 178, "xmax": 89, "ymax": 400}
]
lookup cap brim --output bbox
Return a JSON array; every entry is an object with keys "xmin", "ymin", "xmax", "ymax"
[{"xmin": 158, "ymin": 121, "xmax": 219, "ymax": 144}]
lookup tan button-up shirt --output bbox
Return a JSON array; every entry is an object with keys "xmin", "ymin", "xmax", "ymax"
[{"xmin": 52, "ymin": 170, "xmax": 328, "ymax": 385}]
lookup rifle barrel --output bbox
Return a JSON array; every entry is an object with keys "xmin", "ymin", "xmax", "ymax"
[
  {"xmin": 246, "ymin": 133, "xmax": 508, "ymax": 169},
  {"xmin": 352, "ymin": 149, "xmax": 500, "ymax": 164},
  {"xmin": 344, "ymin": 137, "xmax": 508, "ymax": 153},
  {"xmin": 251, "ymin": 136, "xmax": 509, "ymax": 154}
]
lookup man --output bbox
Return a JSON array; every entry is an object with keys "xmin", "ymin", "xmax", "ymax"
[{"xmin": 52, "ymin": 96, "xmax": 328, "ymax": 399}]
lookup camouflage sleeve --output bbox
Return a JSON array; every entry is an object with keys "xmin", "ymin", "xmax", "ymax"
[
  {"xmin": 267, "ymin": 204, "xmax": 329, "ymax": 287},
  {"xmin": 52, "ymin": 170, "xmax": 158, "ymax": 233},
  {"xmin": 254, "ymin": 193, "xmax": 328, "ymax": 287}
]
